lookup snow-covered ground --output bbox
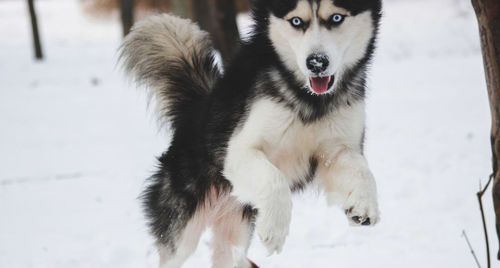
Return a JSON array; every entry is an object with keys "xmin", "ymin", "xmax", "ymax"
[{"xmin": 0, "ymin": 0, "xmax": 495, "ymax": 267}]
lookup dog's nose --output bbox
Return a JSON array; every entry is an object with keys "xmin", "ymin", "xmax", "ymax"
[{"xmin": 306, "ymin": 53, "xmax": 329, "ymax": 74}]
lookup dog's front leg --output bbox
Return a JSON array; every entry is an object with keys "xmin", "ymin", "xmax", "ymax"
[
  {"xmin": 224, "ymin": 147, "xmax": 292, "ymax": 255},
  {"xmin": 318, "ymin": 146, "xmax": 380, "ymax": 226}
]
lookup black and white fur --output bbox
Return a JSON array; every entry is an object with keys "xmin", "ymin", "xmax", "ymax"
[{"xmin": 120, "ymin": 0, "xmax": 382, "ymax": 267}]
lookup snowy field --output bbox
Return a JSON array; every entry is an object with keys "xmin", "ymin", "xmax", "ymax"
[{"xmin": 0, "ymin": 0, "xmax": 495, "ymax": 267}]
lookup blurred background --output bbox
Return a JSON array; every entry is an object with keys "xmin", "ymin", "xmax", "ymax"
[{"xmin": 0, "ymin": 0, "xmax": 495, "ymax": 267}]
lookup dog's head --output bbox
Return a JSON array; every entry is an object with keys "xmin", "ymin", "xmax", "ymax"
[{"xmin": 253, "ymin": 0, "xmax": 381, "ymax": 95}]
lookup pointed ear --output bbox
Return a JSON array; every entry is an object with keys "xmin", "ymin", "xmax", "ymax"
[
  {"xmin": 268, "ymin": 0, "xmax": 300, "ymax": 18},
  {"xmin": 250, "ymin": 0, "xmax": 293, "ymax": 11},
  {"xmin": 250, "ymin": 0, "xmax": 300, "ymax": 19}
]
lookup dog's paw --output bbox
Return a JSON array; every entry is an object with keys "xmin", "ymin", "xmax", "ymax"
[
  {"xmin": 343, "ymin": 190, "xmax": 379, "ymax": 226},
  {"xmin": 255, "ymin": 197, "xmax": 292, "ymax": 255}
]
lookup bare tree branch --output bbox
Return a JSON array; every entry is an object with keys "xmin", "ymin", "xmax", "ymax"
[
  {"xmin": 463, "ymin": 230, "xmax": 482, "ymax": 268},
  {"xmin": 478, "ymin": 175, "xmax": 494, "ymax": 268}
]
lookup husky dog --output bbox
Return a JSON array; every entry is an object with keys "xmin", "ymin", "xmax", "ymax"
[{"xmin": 120, "ymin": 0, "xmax": 382, "ymax": 267}]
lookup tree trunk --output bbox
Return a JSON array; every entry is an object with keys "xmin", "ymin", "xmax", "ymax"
[
  {"xmin": 120, "ymin": 0, "xmax": 135, "ymax": 36},
  {"xmin": 192, "ymin": 0, "xmax": 240, "ymax": 64},
  {"xmin": 27, "ymin": 0, "xmax": 43, "ymax": 60},
  {"xmin": 171, "ymin": 0, "xmax": 193, "ymax": 18},
  {"xmin": 235, "ymin": 0, "xmax": 249, "ymax": 12},
  {"xmin": 471, "ymin": 0, "xmax": 500, "ymax": 261}
]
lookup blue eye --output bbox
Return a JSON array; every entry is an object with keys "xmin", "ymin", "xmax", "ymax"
[
  {"xmin": 331, "ymin": 14, "xmax": 345, "ymax": 24},
  {"xmin": 290, "ymin": 17, "xmax": 303, "ymax": 28}
]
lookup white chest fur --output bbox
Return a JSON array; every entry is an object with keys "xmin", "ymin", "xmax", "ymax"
[{"xmin": 225, "ymin": 97, "xmax": 366, "ymax": 187}]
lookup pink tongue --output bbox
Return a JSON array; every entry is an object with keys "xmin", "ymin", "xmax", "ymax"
[{"xmin": 310, "ymin": 76, "xmax": 330, "ymax": 94}]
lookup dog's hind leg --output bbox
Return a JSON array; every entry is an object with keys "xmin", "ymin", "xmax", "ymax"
[
  {"xmin": 156, "ymin": 213, "xmax": 206, "ymax": 268},
  {"xmin": 210, "ymin": 200, "xmax": 257, "ymax": 268}
]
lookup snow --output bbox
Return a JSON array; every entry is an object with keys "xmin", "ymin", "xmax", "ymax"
[{"xmin": 0, "ymin": 0, "xmax": 495, "ymax": 267}]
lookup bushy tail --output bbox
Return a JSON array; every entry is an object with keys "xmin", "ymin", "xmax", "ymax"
[{"xmin": 120, "ymin": 14, "xmax": 220, "ymax": 128}]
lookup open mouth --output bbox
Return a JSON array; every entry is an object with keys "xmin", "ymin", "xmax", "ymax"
[{"xmin": 309, "ymin": 75, "xmax": 335, "ymax": 94}]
